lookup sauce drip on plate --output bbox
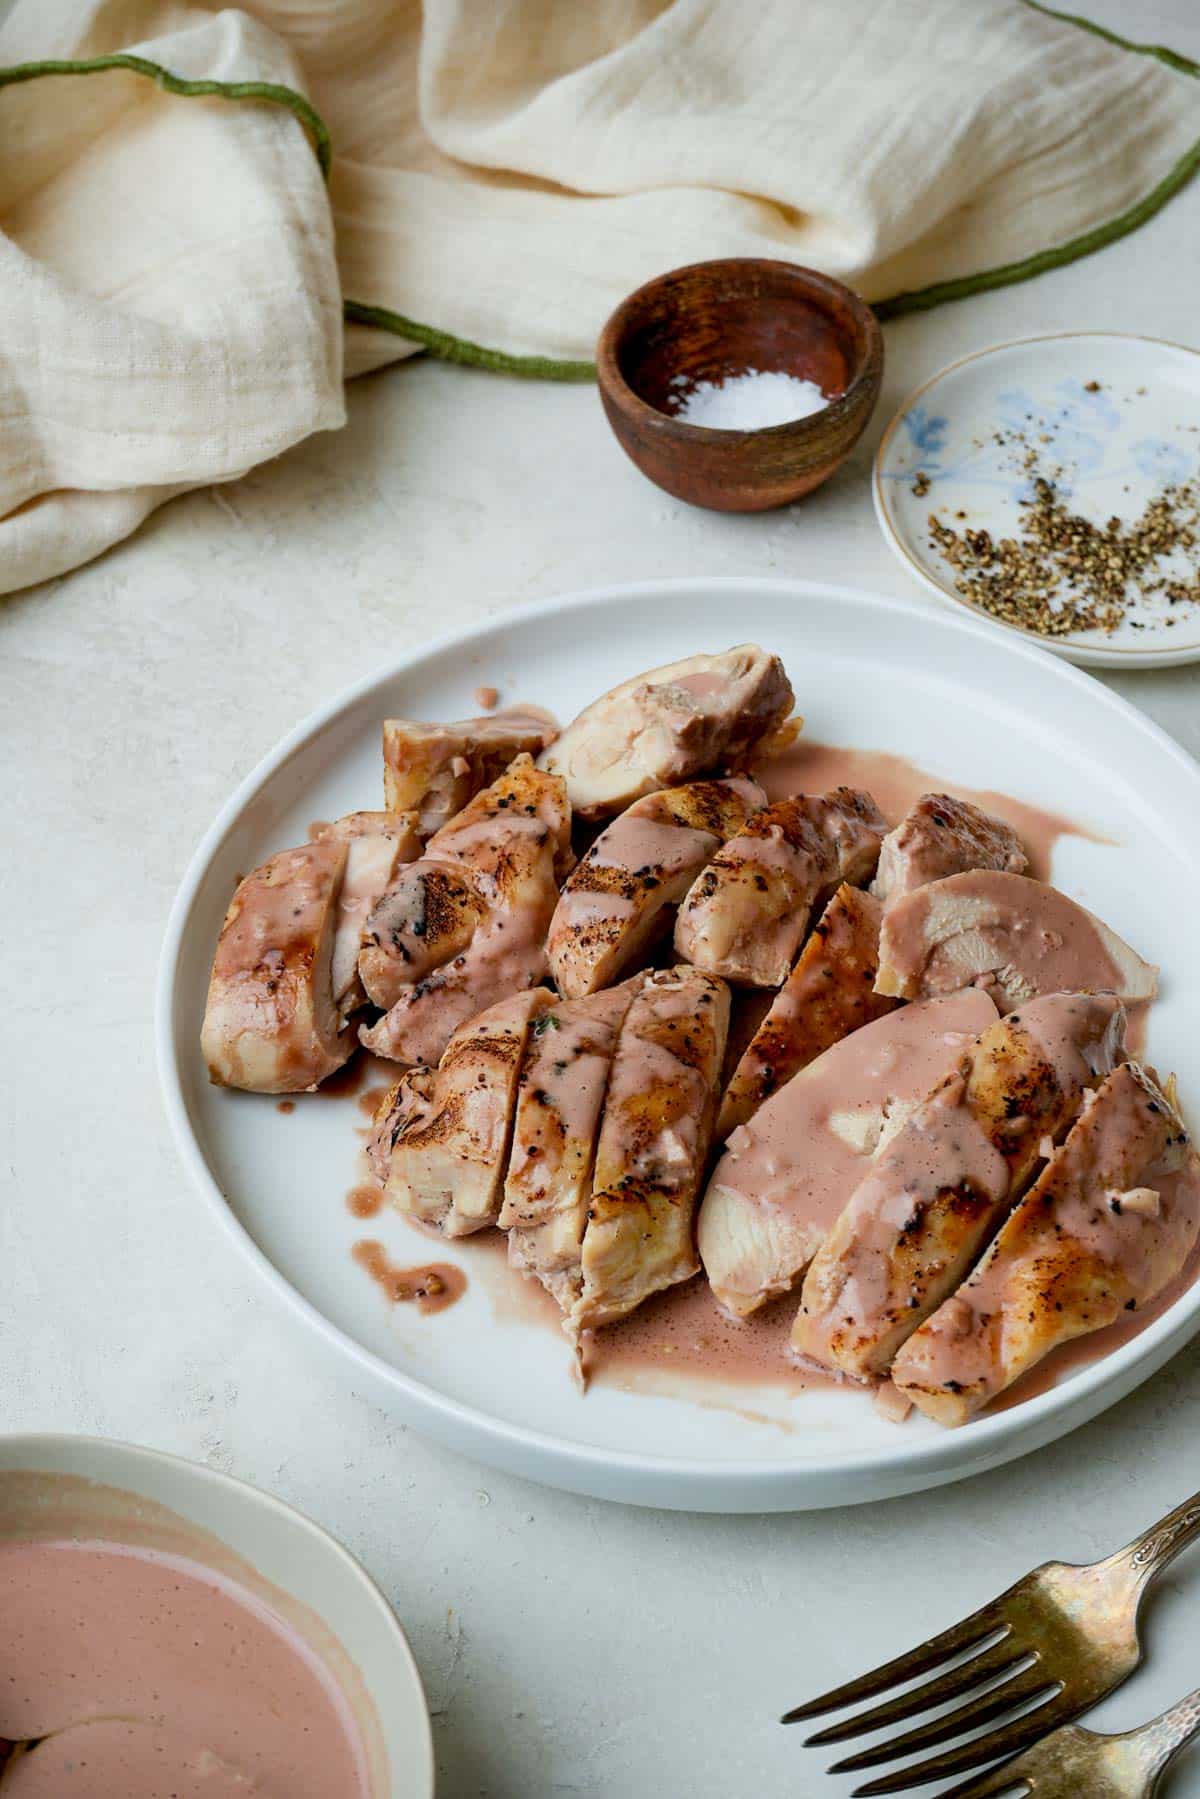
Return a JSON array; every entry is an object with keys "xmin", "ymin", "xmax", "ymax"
[{"xmin": 352, "ymin": 1240, "xmax": 467, "ymax": 1313}]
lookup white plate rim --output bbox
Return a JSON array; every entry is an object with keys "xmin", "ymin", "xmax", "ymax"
[
  {"xmin": 0, "ymin": 1428, "xmax": 434, "ymax": 1796},
  {"xmin": 156, "ymin": 576, "xmax": 1200, "ymax": 1508},
  {"xmin": 872, "ymin": 330, "xmax": 1200, "ymax": 671}
]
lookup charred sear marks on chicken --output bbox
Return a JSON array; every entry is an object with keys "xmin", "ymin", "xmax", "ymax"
[
  {"xmin": 894, "ymin": 1061, "xmax": 1200, "ymax": 1423},
  {"xmin": 795, "ymin": 992, "xmax": 1128, "ymax": 1378},
  {"xmin": 547, "ymin": 776, "xmax": 763, "ymax": 999},
  {"xmin": 538, "ymin": 645, "xmax": 794, "ymax": 819},
  {"xmin": 871, "ymin": 792, "xmax": 1028, "ymax": 904},
  {"xmin": 675, "ymin": 787, "xmax": 885, "ymax": 988}
]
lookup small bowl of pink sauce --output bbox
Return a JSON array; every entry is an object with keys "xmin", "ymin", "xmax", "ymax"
[{"xmin": 0, "ymin": 1434, "xmax": 432, "ymax": 1798}]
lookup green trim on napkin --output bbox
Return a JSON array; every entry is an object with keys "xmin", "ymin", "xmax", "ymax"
[
  {"xmin": 348, "ymin": 0, "xmax": 1200, "ymax": 370},
  {"xmin": 874, "ymin": 2, "xmax": 1200, "ymax": 320},
  {"xmin": 1, "ymin": 1, "xmax": 1197, "ymax": 378},
  {"xmin": 0, "ymin": 54, "xmax": 332, "ymax": 178},
  {"xmin": 343, "ymin": 301, "xmax": 596, "ymax": 381}
]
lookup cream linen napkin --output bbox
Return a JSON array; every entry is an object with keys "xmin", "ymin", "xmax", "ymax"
[{"xmin": 2, "ymin": 0, "xmax": 1198, "ymax": 592}]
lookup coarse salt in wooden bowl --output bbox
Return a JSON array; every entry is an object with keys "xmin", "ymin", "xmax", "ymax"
[{"xmin": 597, "ymin": 258, "xmax": 883, "ymax": 512}]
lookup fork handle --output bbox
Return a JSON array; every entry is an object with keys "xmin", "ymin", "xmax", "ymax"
[
  {"xmin": 1130, "ymin": 1683, "xmax": 1200, "ymax": 1788},
  {"xmin": 1114, "ymin": 1488, "xmax": 1200, "ymax": 1587}
]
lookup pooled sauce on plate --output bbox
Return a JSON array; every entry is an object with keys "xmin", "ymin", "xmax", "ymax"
[
  {"xmin": 0, "ymin": 1540, "xmax": 370, "ymax": 1797},
  {"xmin": 585, "ymin": 1278, "xmax": 835, "ymax": 1397},
  {"xmin": 352, "ymin": 1239, "xmax": 467, "ymax": 1313},
  {"xmin": 347, "ymin": 1181, "xmax": 385, "ymax": 1219},
  {"xmin": 754, "ymin": 741, "xmax": 1109, "ymax": 882}
]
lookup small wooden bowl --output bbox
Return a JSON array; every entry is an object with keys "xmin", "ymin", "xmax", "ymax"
[{"xmin": 597, "ymin": 259, "xmax": 883, "ymax": 512}]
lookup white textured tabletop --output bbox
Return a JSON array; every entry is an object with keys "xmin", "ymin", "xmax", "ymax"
[{"xmin": 4, "ymin": 5, "xmax": 1200, "ymax": 1793}]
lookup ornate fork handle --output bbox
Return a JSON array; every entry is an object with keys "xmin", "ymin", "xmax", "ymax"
[{"xmin": 1111, "ymin": 1488, "xmax": 1200, "ymax": 1586}]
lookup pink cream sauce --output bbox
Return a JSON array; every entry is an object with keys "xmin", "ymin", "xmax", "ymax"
[
  {"xmin": 901, "ymin": 1064, "xmax": 1199, "ymax": 1405},
  {"xmin": 0, "ymin": 1542, "xmax": 369, "ymax": 1796},
  {"xmin": 753, "ymin": 741, "xmax": 1109, "ymax": 882},
  {"xmin": 716, "ymin": 990, "xmax": 998, "ymax": 1238},
  {"xmin": 880, "ymin": 870, "xmax": 1132, "ymax": 1006},
  {"xmin": 797, "ymin": 993, "xmax": 1127, "ymax": 1368},
  {"xmin": 336, "ymin": 743, "xmax": 1186, "ymax": 1423}
]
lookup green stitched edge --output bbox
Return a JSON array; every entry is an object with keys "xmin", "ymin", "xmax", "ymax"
[
  {"xmin": 1021, "ymin": 0, "xmax": 1199, "ymax": 77},
  {"xmin": 1, "ymin": 1, "xmax": 1197, "ymax": 378},
  {"xmin": 342, "ymin": 300, "xmax": 595, "ymax": 380},
  {"xmin": 0, "ymin": 54, "xmax": 332, "ymax": 177},
  {"xmin": 348, "ymin": 0, "xmax": 1200, "ymax": 372},
  {"xmin": 875, "ymin": 0, "xmax": 1200, "ymax": 319}
]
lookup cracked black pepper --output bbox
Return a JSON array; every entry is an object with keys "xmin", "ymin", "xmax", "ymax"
[{"xmin": 926, "ymin": 446, "xmax": 1200, "ymax": 638}]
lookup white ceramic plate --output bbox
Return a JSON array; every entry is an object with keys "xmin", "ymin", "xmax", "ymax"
[
  {"xmin": 873, "ymin": 332, "xmax": 1200, "ymax": 669},
  {"xmin": 158, "ymin": 578, "xmax": 1200, "ymax": 1512},
  {"xmin": 0, "ymin": 1432, "xmax": 433, "ymax": 1797}
]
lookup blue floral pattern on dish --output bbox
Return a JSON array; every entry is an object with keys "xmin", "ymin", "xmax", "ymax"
[
  {"xmin": 1131, "ymin": 438, "xmax": 1192, "ymax": 484},
  {"xmin": 900, "ymin": 403, "xmax": 948, "ymax": 464},
  {"xmin": 874, "ymin": 337, "xmax": 1200, "ymax": 661},
  {"xmin": 883, "ymin": 375, "xmax": 1198, "ymax": 501}
]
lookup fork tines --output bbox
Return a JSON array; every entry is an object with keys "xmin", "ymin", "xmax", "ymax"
[{"xmin": 783, "ymin": 1591, "xmax": 1071, "ymax": 1795}]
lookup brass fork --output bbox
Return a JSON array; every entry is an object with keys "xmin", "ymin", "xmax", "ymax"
[
  {"xmin": 932, "ymin": 1685, "xmax": 1200, "ymax": 1798},
  {"xmin": 783, "ymin": 1489, "xmax": 1200, "ymax": 1795}
]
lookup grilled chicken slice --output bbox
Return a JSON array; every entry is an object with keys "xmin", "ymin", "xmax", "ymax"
[
  {"xmin": 676, "ymin": 788, "xmax": 885, "ymax": 987},
  {"xmin": 366, "ymin": 1068, "xmax": 437, "ymax": 1184},
  {"xmin": 382, "ymin": 707, "xmax": 558, "ymax": 836},
  {"xmin": 310, "ymin": 812, "xmax": 421, "ymax": 1016},
  {"xmin": 548, "ymin": 777, "xmax": 763, "ymax": 999},
  {"xmin": 359, "ymin": 862, "xmax": 485, "ymax": 1009},
  {"xmin": 894, "ymin": 1063, "xmax": 1200, "ymax": 1425},
  {"xmin": 361, "ymin": 757, "xmax": 571, "ymax": 1065},
  {"xmin": 379, "ymin": 988, "xmax": 555, "ymax": 1235},
  {"xmin": 717, "ymin": 885, "xmax": 897, "ymax": 1141},
  {"xmin": 201, "ymin": 839, "xmax": 354, "ymax": 1093},
  {"xmin": 700, "ymin": 991, "xmax": 998, "ymax": 1318},
  {"xmin": 871, "ymin": 793, "xmax": 1027, "ymax": 904},
  {"xmin": 794, "ymin": 991, "xmax": 1128, "ymax": 1378},
  {"xmin": 539, "ymin": 645, "xmax": 793, "ymax": 819},
  {"xmin": 875, "ymin": 870, "xmax": 1158, "ymax": 1012},
  {"xmin": 570, "ymin": 968, "xmax": 730, "ymax": 1332},
  {"xmin": 500, "ymin": 981, "xmax": 642, "ymax": 1309}
]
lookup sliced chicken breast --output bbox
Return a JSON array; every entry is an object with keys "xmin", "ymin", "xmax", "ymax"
[
  {"xmin": 361, "ymin": 757, "xmax": 571, "ymax": 1065},
  {"xmin": 794, "ymin": 991, "xmax": 1128, "ymax": 1378},
  {"xmin": 717, "ymin": 885, "xmax": 897, "ymax": 1142},
  {"xmin": 201, "ymin": 839, "xmax": 353, "ymax": 1093},
  {"xmin": 871, "ymin": 793, "xmax": 1027, "ymax": 904},
  {"xmin": 359, "ymin": 862, "xmax": 485, "ymax": 1010},
  {"xmin": 548, "ymin": 776, "xmax": 763, "ymax": 999},
  {"xmin": 700, "ymin": 991, "xmax": 998, "ymax": 1318},
  {"xmin": 366, "ymin": 1069, "xmax": 437, "ymax": 1184},
  {"xmin": 500, "ymin": 981, "xmax": 642, "ymax": 1309},
  {"xmin": 875, "ymin": 870, "xmax": 1158, "ymax": 1012},
  {"xmin": 676, "ymin": 788, "xmax": 886, "ymax": 987},
  {"xmin": 539, "ymin": 646, "xmax": 793, "ymax": 819},
  {"xmin": 383, "ymin": 707, "xmax": 558, "ymax": 836},
  {"xmin": 380, "ymin": 988, "xmax": 555, "ymax": 1236},
  {"xmin": 569, "ymin": 968, "xmax": 730, "ymax": 1333},
  {"xmin": 894, "ymin": 1062, "xmax": 1200, "ymax": 1425},
  {"xmin": 311, "ymin": 812, "xmax": 422, "ymax": 1016}
]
